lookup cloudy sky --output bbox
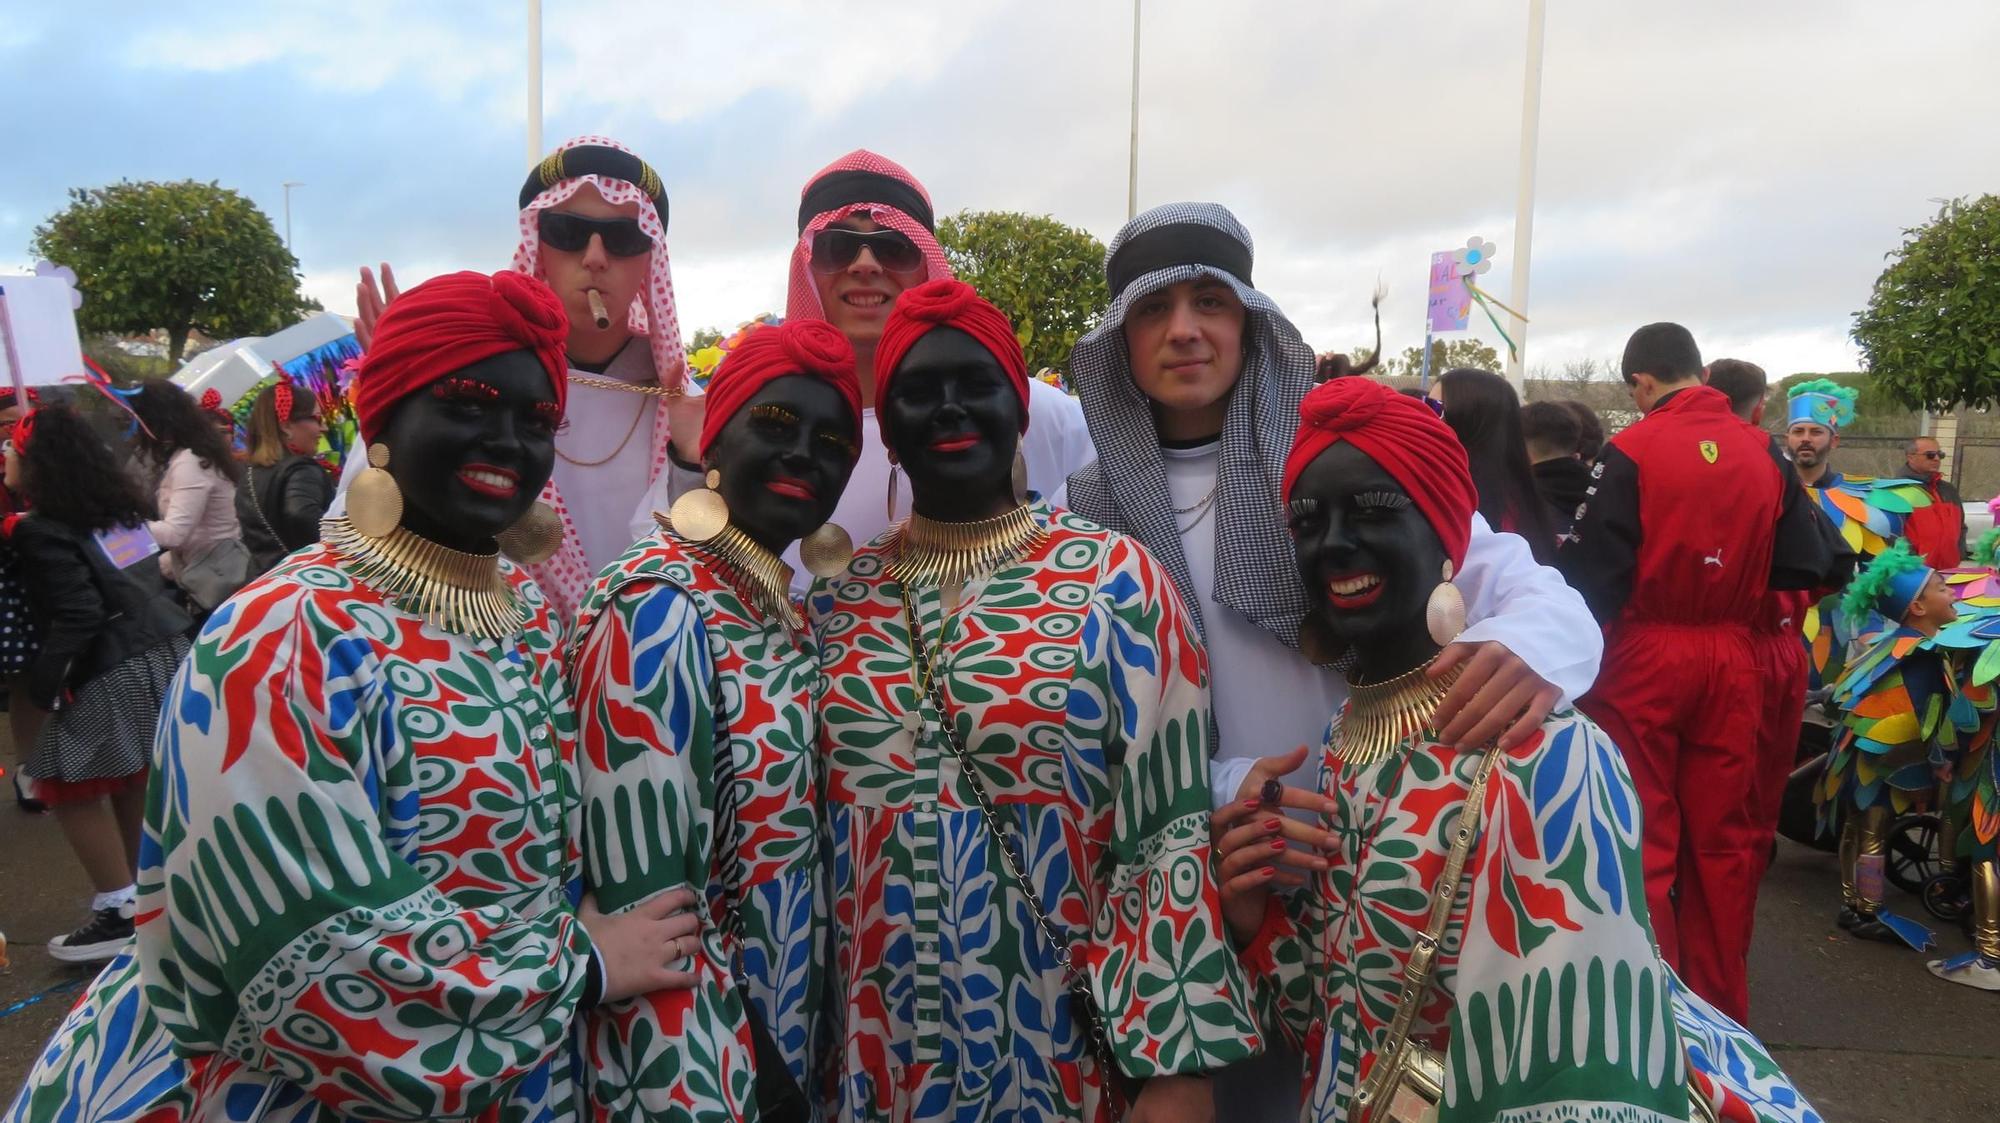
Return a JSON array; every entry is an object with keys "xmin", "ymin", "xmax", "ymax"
[{"xmin": 4, "ymin": 0, "xmax": 1995, "ymax": 377}]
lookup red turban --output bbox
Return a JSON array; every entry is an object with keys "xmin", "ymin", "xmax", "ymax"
[
  {"xmin": 698, "ymin": 319, "xmax": 862, "ymax": 458},
  {"xmin": 1281, "ymin": 378, "xmax": 1478, "ymax": 569},
  {"xmin": 872, "ymin": 279, "xmax": 1029, "ymax": 444},
  {"xmin": 354, "ymin": 270, "xmax": 569, "ymax": 442}
]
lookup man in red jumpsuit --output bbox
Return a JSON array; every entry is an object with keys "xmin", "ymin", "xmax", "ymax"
[
  {"xmin": 1898, "ymin": 435, "xmax": 1966, "ymax": 569},
  {"xmin": 1559, "ymin": 325, "xmax": 1835, "ymax": 1023}
]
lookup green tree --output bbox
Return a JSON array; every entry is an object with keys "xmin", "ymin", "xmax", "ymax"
[
  {"xmin": 935, "ymin": 210, "xmax": 1108, "ymax": 378},
  {"xmin": 1375, "ymin": 339, "xmax": 1503, "ymax": 380},
  {"xmin": 688, "ymin": 326, "xmax": 725, "ymax": 352},
  {"xmin": 31, "ymin": 180, "xmax": 316, "ymax": 362},
  {"xmin": 1853, "ymin": 195, "xmax": 2000, "ymax": 411}
]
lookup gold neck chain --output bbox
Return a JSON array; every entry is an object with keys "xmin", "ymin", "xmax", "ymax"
[
  {"xmin": 888, "ymin": 503, "xmax": 1047, "ymax": 588},
  {"xmin": 681, "ymin": 521, "xmax": 801, "ymax": 631},
  {"xmin": 556, "ymin": 381, "xmax": 652, "ymax": 468},
  {"xmin": 1336, "ymin": 659, "xmax": 1462, "ymax": 767},
  {"xmin": 322, "ymin": 516, "xmax": 525, "ymax": 639},
  {"xmin": 567, "ymin": 373, "xmax": 681, "ymax": 398}
]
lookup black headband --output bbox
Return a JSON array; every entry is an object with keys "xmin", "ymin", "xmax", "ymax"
[
  {"xmin": 1107, "ymin": 222, "xmax": 1254, "ymax": 300},
  {"xmin": 519, "ymin": 145, "xmax": 668, "ymax": 225},
  {"xmin": 797, "ymin": 169, "xmax": 935, "ymax": 234}
]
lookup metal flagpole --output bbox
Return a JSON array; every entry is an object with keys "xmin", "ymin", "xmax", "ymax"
[
  {"xmin": 1127, "ymin": 0, "xmax": 1141, "ymax": 220},
  {"xmin": 1504, "ymin": 0, "xmax": 1546, "ymax": 390},
  {"xmin": 527, "ymin": 0, "xmax": 543, "ymax": 167}
]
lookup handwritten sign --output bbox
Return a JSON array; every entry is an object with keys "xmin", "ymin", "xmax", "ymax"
[
  {"xmin": 94, "ymin": 524, "xmax": 161, "ymax": 570},
  {"xmin": 1426, "ymin": 252, "xmax": 1470, "ymax": 333}
]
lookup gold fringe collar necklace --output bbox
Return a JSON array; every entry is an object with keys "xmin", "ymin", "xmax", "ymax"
[
  {"xmin": 1337, "ymin": 658, "xmax": 1463, "ymax": 767},
  {"xmin": 323, "ymin": 516, "xmax": 526, "ymax": 640},
  {"xmin": 888, "ymin": 503, "xmax": 1047, "ymax": 588},
  {"xmin": 673, "ymin": 520, "xmax": 802, "ymax": 631}
]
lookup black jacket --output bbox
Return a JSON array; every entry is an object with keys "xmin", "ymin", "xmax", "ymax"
[
  {"xmin": 12, "ymin": 515, "xmax": 192, "ymax": 710},
  {"xmin": 1532, "ymin": 456, "xmax": 1595, "ymax": 531},
  {"xmin": 237, "ymin": 454, "xmax": 334, "ymax": 574}
]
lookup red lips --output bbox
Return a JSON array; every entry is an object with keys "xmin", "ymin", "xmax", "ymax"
[
  {"xmin": 458, "ymin": 463, "xmax": 520, "ymax": 499},
  {"xmin": 929, "ymin": 435, "xmax": 980, "ymax": 453},
  {"xmin": 766, "ymin": 477, "xmax": 817, "ymax": 501}
]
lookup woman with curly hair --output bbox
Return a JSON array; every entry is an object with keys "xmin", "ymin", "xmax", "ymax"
[
  {"xmin": 129, "ymin": 381, "xmax": 247, "ymax": 611},
  {"xmin": 4, "ymin": 404, "xmax": 192, "ymax": 963}
]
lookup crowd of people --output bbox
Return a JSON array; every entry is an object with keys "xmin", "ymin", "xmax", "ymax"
[{"xmin": 0, "ymin": 132, "xmax": 1988, "ymax": 1123}]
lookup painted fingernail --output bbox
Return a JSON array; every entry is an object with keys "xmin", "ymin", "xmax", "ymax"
[
  {"xmin": 1263, "ymin": 818, "xmax": 1283, "ymax": 831},
  {"xmin": 1260, "ymin": 868, "xmax": 1277, "ymax": 879},
  {"xmin": 1242, "ymin": 798, "xmax": 1261, "ymax": 810},
  {"xmin": 1269, "ymin": 839, "xmax": 1287, "ymax": 851}
]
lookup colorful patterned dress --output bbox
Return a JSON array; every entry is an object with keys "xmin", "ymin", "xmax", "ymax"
[
  {"xmin": 566, "ymin": 531, "xmax": 826, "ymax": 1121},
  {"xmin": 1242, "ymin": 709, "xmax": 1823, "ymax": 1123},
  {"xmin": 6, "ymin": 544, "xmax": 593, "ymax": 1123},
  {"xmin": 810, "ymin": 504, "xmax": 1262, "ymax": 1123}
]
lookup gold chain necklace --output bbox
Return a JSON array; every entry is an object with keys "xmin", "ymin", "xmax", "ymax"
[
  {"xmin": 323, "ymin": 516, "xmax": 525, "ymax": 639},
  {"xmin": 888, "ymin": 503, "xmax": 1047, "ymax": 588},
  {"xmin": 556, "ymin": 388, "xmax": 650, "ymax": 468},
  {"xmin": 677, "ymin": 521, "xmax": 801, "ymax": 631},
  {"xmin": 1336, "ymin": 658, "xmax": 1462, "ymax": 766},
  {"xmin": 567, "ymin": 373, "xmax": 683, "ymax": 398}
]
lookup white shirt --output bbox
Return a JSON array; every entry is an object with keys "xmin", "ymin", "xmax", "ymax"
[
  {"xmin": 1174, "ymin": 438, "xmax": 1604, "ymax": 807},
  {"xmin": 632, "ymin": 378, "xmax": 1099, "ymax": 592}
]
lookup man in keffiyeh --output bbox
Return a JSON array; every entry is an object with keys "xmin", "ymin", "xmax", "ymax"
[
  {"xmin": 343, "ymin": 135, "xmax": 697, "ymax": 617},
  {"xmin": 1064, "ymin": 202, "xmax": 1604, "ymax": 1120}
]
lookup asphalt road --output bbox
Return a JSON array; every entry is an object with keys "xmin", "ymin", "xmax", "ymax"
[{"xmin": 4, "ymin": 783, "xmax": 1996, "ymax": 1118}]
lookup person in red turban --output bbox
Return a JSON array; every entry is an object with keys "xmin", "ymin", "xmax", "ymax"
[
  {"xmin": 1210, "ymin": 371, "xmax": 1828, "ymax": 1123},
  {"xmin": 564, "ymin": 310, "xmax": 867, "ymax": 1122},
  {"xmin": 873, "ymin": 278, "xmax": 1030, "ymax": 445}
]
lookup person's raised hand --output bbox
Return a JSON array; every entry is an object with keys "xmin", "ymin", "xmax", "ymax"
[
  {"xmin": 353, "ymin": 263, "xmax": 402, "ymax": 351},
  {"xmin": 1429, "ymin": 640, "xmax": 1559, "ymax": 751},
  {"xmin": 1210, "ymin": 745, "xmax": 1337, "ymax": 944},
  {"xmin": 577, "ymin": 888, "xmax": 703, "ymax": 1002}
]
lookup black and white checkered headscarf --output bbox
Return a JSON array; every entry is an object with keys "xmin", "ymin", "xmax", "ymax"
[{"xmin": 1066, "ymin": 203, "xmax": 1316, "ymax": 649}]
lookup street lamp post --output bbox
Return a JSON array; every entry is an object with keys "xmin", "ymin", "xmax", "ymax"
[
  {"xmin": 281, "ymin": 181, "xmax": 304, "ymax": 251},
  {"xmin": 1127, "ymin": 0, "xmax": 1142, "ymax": 220},
  {"xmin": 527, "ymin": 0, "xmax": 543, "ymax": 167},
  {"xmin": 1504, "ymin": 0, "xmax": 1546, "ymax": 390}
]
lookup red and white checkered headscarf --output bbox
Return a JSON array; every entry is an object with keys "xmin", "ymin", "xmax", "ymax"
[
  {"xmin": 508, "ymin": 134, "xmax": 687, "ymax": 615},
  {"xmin": 785, "ymin": 150, "xmax": 954, "ymax": 323}
]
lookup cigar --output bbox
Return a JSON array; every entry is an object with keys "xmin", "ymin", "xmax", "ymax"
[{"xmin": 586, "ymin": 290, "xmax": 610, "ymax": 330}]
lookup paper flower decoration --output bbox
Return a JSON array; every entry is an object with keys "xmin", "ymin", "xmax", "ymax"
[
  {"xmin": 1453, "ymin": 237, "xmax": 1496, "ymax": 278},
  {"xmin": 33, "ymin": 260, "xmax": 82, "ymax": 310}
]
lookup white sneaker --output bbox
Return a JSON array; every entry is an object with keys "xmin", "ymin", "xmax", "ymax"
[{"xmin": 1927, "ymin": 952, "xmax": 2000, "ymax": 992}]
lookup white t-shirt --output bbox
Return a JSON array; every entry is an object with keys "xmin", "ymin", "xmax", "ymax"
[
  {"xmin": 1163, "ymin": 441, "xmax": 1344, "ymax": 800},
  {"xmin": 632, "ymin": 378, "xmax": 1099, "ymax": 592}
]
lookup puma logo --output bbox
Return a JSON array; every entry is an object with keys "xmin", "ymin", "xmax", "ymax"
[{"xmin": 1703, "ymin": 548, "xmax": 1724, "ymax": 567}]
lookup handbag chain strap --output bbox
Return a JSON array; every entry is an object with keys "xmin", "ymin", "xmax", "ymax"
[
  {"xmin": 900, "ymin": 590, "xmax": 1127, "ymax": 1116},
  {"xmin": 1353, "ymin": 738, "xmax": 1505, "ymax": 1122}
]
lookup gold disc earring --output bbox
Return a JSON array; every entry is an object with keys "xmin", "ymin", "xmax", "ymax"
[
  {"xmin": 799, "ymin": 521, "xmax": 856, "ymax": 579},
  {"xmin": 1426, "ymin": 559, "xmax": 1467, "ymax": 647},
  {"xmin": 497, "ymin": 500, "xmax": 563, "ymax": 564},
  {"xmin": 347, "ymin": 443, "xmax": 404, "ymax": 538},
  {"xmin": 668, "ymin": 467, "xmax": 730, "ymax": 543}
]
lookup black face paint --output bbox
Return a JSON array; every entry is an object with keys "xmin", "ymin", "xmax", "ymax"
[
  {"xmin": 882, "ymin": 327, "xmax": 1023, "ymax": 521},
  {"xmin": 376, "ymin": 350, "xmax": 558, "ymax": 553},
  {"xmin": 1287, "ymin": 442, "xmax": 1450, "ymax": 681},
  {"xmin": 704, "ymin": 374, "xmax": 861, "ymax": 555}
]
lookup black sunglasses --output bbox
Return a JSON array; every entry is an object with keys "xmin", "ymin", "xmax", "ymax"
[
  {"xmin": 809, "ymin": 227, "xmax": 924, "ymax": 275},
  {"xmin": 538, "ymin": 212, "xmax": 654, "ymax": 258}
]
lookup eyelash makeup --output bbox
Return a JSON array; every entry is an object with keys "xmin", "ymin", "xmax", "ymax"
[
  {"xmin": 1353, "ymin": 491, "xmax": 1412, "ymax": 511},
  {"xmin": 750, "ymin": 404, "xmax": 800, "ymax": 425},
  {"xmin": 532, "ymin": 402, "xmax": 563, "ymax": 426},
  {"xmin": 1287, "ymin": 497, "xmax": 1322, "ymax": 519},
  {"xmin": 429, "ymin": 378, "xmax": 499, "ymax": 402}
]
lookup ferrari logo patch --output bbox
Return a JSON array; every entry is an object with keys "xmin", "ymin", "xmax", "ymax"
[{"xmin": 1700, "ymin": 440, "xmax": 1719, "ymax": 464}]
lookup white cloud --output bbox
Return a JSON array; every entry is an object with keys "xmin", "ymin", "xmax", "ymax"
[{"xmin": 20, "ymin": 0, "xmax": 2000, "ymax": 384}]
